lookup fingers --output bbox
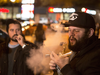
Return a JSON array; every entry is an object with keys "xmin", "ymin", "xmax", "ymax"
[
  {"xmin": 50, "ymin": 51, "xmax": 59, "ymax": 60},
  {"xmin": 16, "ymin": 35, "xmax": 23, "ymax": 41},
  {"xmin": 49, "ymin": 60, "xmax": 56, "ymax": 70}
]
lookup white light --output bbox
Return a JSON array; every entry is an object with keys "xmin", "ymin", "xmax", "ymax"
[
  {"xmin": 22, "ymin": 28, "xmax": 25, "ymax": 31},
  {"xmin": 53, "ymin": 8, "xmax": 62, "ymax": 12},
  {"xmin": 86, "ymin": 10, "xmax": 96, "ymax": 15},
  {"xmin": 21, "ymin": 22, "xmax": 27, "ymax": 26},
  {"xmin": 81, "ymin": 7, "xmax": 96, "ymax": 15},
  {"xmin": 16, "ymin": 14, "xmax": 21, "ymax": 18},
  {"xmin": 10, "ymin": 0, "xmax": 15, "ymax": 2},
  {"xmin": 63, "ymin": 8, "xmax": 75, "ymax": 13},
  {"xmin": 21, "ymin": 4, "xmax": 34, "ymax": 19},
  {"xmin": 81, "ymin": 8, "xmax": 86, "ymax": 12},
  {"xmin": 22, "ymin": 0, "xmax": 35, "ymax": 4}
]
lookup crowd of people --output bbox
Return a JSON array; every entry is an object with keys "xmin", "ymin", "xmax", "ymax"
[{"xmin": 0, "ymin": 12, "xmax": 100, "ymax": 75}]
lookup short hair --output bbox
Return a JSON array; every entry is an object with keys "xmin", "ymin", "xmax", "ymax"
[{"xmin": 6, "ymin": 19, "xmax": 22, "ymax": 32}]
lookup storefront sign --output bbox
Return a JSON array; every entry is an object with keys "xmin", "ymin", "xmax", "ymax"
[
  {"xmin": 21, "ymin": 4, "xmax": 34, "ymax": 19},
  {"xmin": 63, "ymin": 8, "xmax": 75, "ymax": 13},
  {"xmin": 0, "ymin": 8, "xmax": 9, "ymax": 13},
  {"xmin": 81, "ymin": 7, "xmax": 96, "ymax": 15},
  {"xmin": 48, "ymin": 7, "xmax": 75, "ymax": 13}
]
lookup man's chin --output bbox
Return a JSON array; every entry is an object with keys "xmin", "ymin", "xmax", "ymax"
[
  {"xmin": 70, "ymin": 42, "xmax": 76, "ymax": 46},
  {"xmin": 11, "ymin": 39, "xmax": 18, "ymax": 42}
]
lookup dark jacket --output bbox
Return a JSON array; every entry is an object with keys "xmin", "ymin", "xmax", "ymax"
[
  {"xmin": 0, "ymin": 40, "xmax": 40, "ymax": 75},
  {"xmin": 61, "ymin": 36, "xmax": 100, "ymax": 75}
]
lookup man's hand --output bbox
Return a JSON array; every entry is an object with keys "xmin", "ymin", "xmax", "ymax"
[
  {"xmin": 16, "ymin": 34, "xmax": 25, "ymax": 46},
  {"xmin": 49, "ymin": 51, "xmax": 69, "ymax": 70}
]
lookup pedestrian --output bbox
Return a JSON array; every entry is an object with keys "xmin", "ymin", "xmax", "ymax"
[
  {"xmin": 96, "ymin": 23, "xmax": 100, "ymax": 37},
  {"xmin": 35, "ymin": 23, "xmax": 46, "ymax": 47},
  {"xmin": 0, "ymin": 19, "xmax": 40, "ymax": 75},
  {"xmin": 49, "ymin": 12, "xmax": 100, "ymax": 75}
]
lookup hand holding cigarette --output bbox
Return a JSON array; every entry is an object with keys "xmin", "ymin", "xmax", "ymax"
[{"xmin": 49, "ymin": 51, "xmax": 71, "ymax": 70}]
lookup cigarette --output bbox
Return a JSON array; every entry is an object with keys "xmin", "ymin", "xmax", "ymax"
[
  {"xmin": 45, "ymin": 54, "xmax": 50, "ymax": 57},
  {"xmin": 45, "ymin": 51, "xmax": 72, "ymax": 57},
  {"xmin": 61, "ymin": 51, "xmax": 72, "ymax": 57}
]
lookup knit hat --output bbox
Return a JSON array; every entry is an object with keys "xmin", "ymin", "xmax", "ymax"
[{"xmin": 64, "ymin": 12, "xmax": 95, "ymax": 30}]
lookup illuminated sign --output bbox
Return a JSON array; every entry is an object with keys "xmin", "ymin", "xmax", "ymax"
[
  {"xmin": 63, "ymin": 8, "xmax": 75, "ymax": 13},
  {"xmin": 48, "ymin": 7, "xmax": 54, "ymax": 13},
  {"xmin": 22, "ymin": 0, "xmax": 35, "ymax": 4},
  {"xmin": 21, "ymin": 4, "xmax": 34, "ymax": 19},
  {"xmin": 48, "ymin": 7, "xmax": 62, "ymax": 13},
  {"xmin": 81, "ymin": 7, "xmax": 96, "ymax": 15},
  {"xmin": 53, "ymin": 8, "xmax": 62, "ymax": 13},
  {"xmin": 48, "ymin": 7, "xmax": 75, "ymax": 13},
  {"xmin": 0, "ymin": 8, "xmax": 9, "ymax": 13}
]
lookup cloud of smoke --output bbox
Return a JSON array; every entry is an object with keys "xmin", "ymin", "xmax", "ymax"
[{"xmin": 26, "ymin": 25, "xmax": 69, "ymax": 74}]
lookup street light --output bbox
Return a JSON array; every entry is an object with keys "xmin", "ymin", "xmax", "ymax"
[{"xmin": 10, "ymin": 0, "xmax": 15, "ymax": 19}]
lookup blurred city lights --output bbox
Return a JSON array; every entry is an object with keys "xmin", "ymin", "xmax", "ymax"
[
  {"xmin": 21, "ymin": 4, "xmax": 34, "ymax": 20},
  {"xmin": 81, "ymin": 7, "xmax": 96, "ymax": 15},
  {"xmin": 48, "ymin": 7, "xmax": 54, "ymax": 13},
  {"xmin": 48, "ymin": 7, "xmax": 75, "ymax": 13},
  {"xmin": 16, "ymin": 14, "xmax": 21, "ymax": 18},
  {"xmin": 63, "ymin": 8, "xmax": 75, "ymax": 13},
  {"xmin": 10, "ymin": 0, "xmax": 15, "ymax": 2},
  {"xmin": 0, "ymin": 8, "xmax": 9, "ymax": 13},
  {"xmin": 22, "ymin": 0, "xmax": 35, "ymax": 4},
  {"xmin": 53, "ymin": 8, "xmax": 62, "ymax": 13}
]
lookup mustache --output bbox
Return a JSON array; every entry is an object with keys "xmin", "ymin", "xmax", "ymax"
[
  {"xmin": 12, "ymin": 34, "xmax": 18, "ymax": 38},
  {"xmin": 69, "ymin": 36, "xmax": 76, "ymax": 40}
]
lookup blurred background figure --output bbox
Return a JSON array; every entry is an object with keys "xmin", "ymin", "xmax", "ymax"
[
  {"xmin": 96, "ymin": 23, "xmax": 100, "ymax": 37},
  {"xmin": 35, "ymin": 23, "xmax": 46, "ymax": 47}
]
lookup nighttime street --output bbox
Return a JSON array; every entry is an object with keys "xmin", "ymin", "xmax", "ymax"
[{"xmin": 1, "ymin": 0, "xmax": 100, "ymax": 75}]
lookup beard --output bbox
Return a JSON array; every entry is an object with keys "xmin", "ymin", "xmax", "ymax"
[
  {"xmin": 68, "ymin": 33, "xmax": 89, "ymax": 52},
  {"xmin": 10, "ymin": 34, "xmax": 18, "ymax": 42}
]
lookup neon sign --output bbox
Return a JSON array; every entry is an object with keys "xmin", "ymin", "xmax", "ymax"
[
  {"xmin": 48, "ymin": 7, "xmax": 75, "ymax": 13},
  {"xmin": 0, "ymin": 8, "xmax": 9, "ymax": 13},
  {"xmin": 81, "ymin": 7, "xmax": 96, "ymax": 15}
]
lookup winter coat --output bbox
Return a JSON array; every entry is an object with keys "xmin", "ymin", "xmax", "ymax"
[
  {"xmin": 61, "ymin": 36, "xmax": 100, "ymax": 75},
  {"xmin": 0, "ymin": 41, "xmax": 40, "ymax": 75}
]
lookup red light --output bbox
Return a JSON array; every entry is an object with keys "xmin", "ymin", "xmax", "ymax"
[
  {"xmin": 85, "ymin": 8, "xmax": 87, "ymax": 13},
  {"xmin": 48, "ymin": 7, "xmax": 54, "ymax": 13},
  {"xmin": 0, "ymin": 8, "xmax": 9, "ymax": 13}
]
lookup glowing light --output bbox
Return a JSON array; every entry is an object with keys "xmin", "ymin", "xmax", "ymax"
[
  {"xmin": 81, "ymin": 7, "xmax": 96, "ymax": 15},
  {"xmin": 16, "ymin": 14, "xmax": 21, "ymax": 18},
  {"xmin": 48, "ymin": 7, "xmax": 54, "ymax": 13},
  {"xmin": 53, "ymin": 8, "xmax": 62, "ymax": 13},
  {"xmin": 25, "ymin": 26, "xmax": 30, "ymax": 29},
  {"xmin": 48, "ymin": 7, "xmax": 75, "ymax": 13},
  {"xmin": 22, "ymin": 28, "xmax": 25, "ymax": 31},
  {"xmin": 10, "ymin": 0, "xmax": 15, "ymax": 2},
  {"xmin": 0, "ymin": 8, "xmax": 9, "ymax": 13},
  {"xmin": 63, "ymin": 8, "xmax": 75, "ymax": 13},
  {"xmin": 21, "ymin": 4, "xmax": 34, "ymax": 19},
  {"xmin": 22, "ymin": 0, "xmax": 35, "ymax": 4}
]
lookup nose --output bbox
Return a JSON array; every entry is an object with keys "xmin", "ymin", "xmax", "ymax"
[
  {"xmin": 14, "ymin": 30, "xmax": 18, "ymax": 34},
  {"xmin": 69, "ymin": 30, "xmax": 75, "ymax": 36}
]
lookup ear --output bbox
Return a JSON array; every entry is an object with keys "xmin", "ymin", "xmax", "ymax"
[{"xmin": 88, "ymin": 28, "xmax": 94, "ymax": 38}]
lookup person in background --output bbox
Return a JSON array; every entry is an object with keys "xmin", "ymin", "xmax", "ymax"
[
  {"xmin": 96, "ymin": 23, "xmax": 100, "ymax": 37},
  {"xmin": 0, "ymin": 19, "xmax": 40, "ymax": 75},
  {"xmin": 35, "ymin": 23, "xmax": 46, "ymax": 47},
  {"xmin": 49, "ymin": 12, "xmax": 100, "ymax": 75}
]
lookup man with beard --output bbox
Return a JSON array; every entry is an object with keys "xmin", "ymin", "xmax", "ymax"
[
  {"xmin": 49, "ymin": 12, "xmax": 100, "ymax": 75},
  {"xmin": 0, "ymin": 19, "xmax": 40, "ymax": 75}
]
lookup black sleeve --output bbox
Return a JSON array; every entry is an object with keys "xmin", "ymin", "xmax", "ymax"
[{"xmin": 61, "ymin": 64, "xmax": 80, "ymax": 75}]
